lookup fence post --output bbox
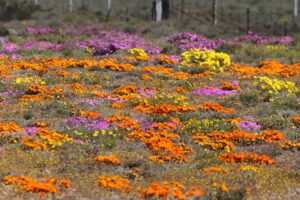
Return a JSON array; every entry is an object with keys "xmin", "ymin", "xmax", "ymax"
[
  {"xmin": 106, "ymin": 0, "xmax": 112, "ymax": 21},
  {"xmin": 156, "ymin": 0, "xmax": 163, "ymax": 22},
  {"xmin": 181, "ymin": 0, "xmax": 184, "ymax": 19},
  {"xmin": 294, "ymin": 0, "xmax": 298, "ymax": 17},
  {"xmin": 212, "ymin": 0, "xmax": 218, "ymax": 25},
  {"xmin": 246, "ymin": 8, "xmax": 250, "ymax": 33},
  {"xmin": 68, "ymin": 0, "xmax": 73, "ymax": 12},
  {"xmin": 284, "ymin": 22, "xmax": 288, "ymax": 36}
]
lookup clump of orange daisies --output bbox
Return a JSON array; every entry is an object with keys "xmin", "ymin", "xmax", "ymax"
[
  {"xmin": 140, "ymin": 181, "xmax": 206, "ymax": 199},
  {"xmin": 97, "ymin": 175, "xmax": 131, "ymax": 193},
  {"xmin": 2, "ymin": 176, "xmax": 71, "ymax": 196},
  {"xmin": 218, "ymin": 152, "xmax": 275, "ymax": 165},
  {"xmin": 95, "ymin": 155, "xmax": 121, "ymax": 165}
]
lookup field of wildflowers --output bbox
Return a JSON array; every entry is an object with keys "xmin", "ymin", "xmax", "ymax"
[{"xmin": 0, "ymin": 24, "xmax": 299, "ymax": 199}]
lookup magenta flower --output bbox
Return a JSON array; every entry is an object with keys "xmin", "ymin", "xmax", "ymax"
[{"xmin": 192, "ymin": 88, "xmax": 237, "ymax": 96}]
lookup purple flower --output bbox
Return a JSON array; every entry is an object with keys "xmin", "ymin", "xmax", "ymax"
[
  {"xmin": 239, "ymin": 121, "xmax": 262, "ymax": 131},
  {"xmin": 2, "ymin": 43, "xmax": 20, "ymax": 52},
  {"xmin": 88, "ymin": 120, "xmax": 110, "ymax": 130},
  {"xmin": 24, "ymin": 127, "xmax": 39, "ymax": 136},
  {"xmin": 192, "ymin": 88, "xmax": 237, "ymax": 96},
  {"xmin": 138, "ymin": 88, "xmax": 154, "ymax": 97},
  {"xmin": 65, "ymin": 117, "xmax": 110, "ymax": 130},
  {"xmin": 26, "ymin": 27, "xmax": 54, "ymax": 35}
]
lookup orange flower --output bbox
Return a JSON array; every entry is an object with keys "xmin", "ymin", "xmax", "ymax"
[
  {"xmin": 34, "ymin": 122, "xmax": 48, "ymax": 128},
  {"xmin": 37, "ymin": 128, "xmax": 71, "ymax": 147},
  {"xmin": 218, "ymin": 152, "xmax": 275, "ymax": 165},
  {"xmin": 0, "ymin": 122, "xmax": 23, "ymax": 135},
  {"xmin": 115, "ymin": 85, "xmax": 138, "ymax": 95},
  {"xmin": 199, "ymin": 102, "xmax": 235, "ymax": 114},
  {"xmin": 221, "ymin": 81, "xmax": 240, "ymax": 90},
  {"xmin": 95, "ymin": 155, "xmax": 121, "ymax": 165},
  {"xmin": 3, "ymin": 176, "xmax": 60, "ymax": 196},
  {"xmin": 111, "ymin": 102, "xmax": 123, "ymax": 109},
  {"xmin": 141, "ymin": 74, "xmax": 152, "ymax": 81},
  {"xmin": 97, "ymin": 176, "xmax": 131, "ymax": 193},
  {"xmin": 21, "ymin": 137, "xmax": 48, "ymax": 151},
  {"xmin": 203, "ymin": 165, "xmax": 229, "ymax": 174},
  {"xmin": 141, "ymin": 182, "xmax": 205, "ymax": 199},
  {"xmin": 80, "ymin": 110, "xmax": 101, "ymax": 119},
  {"xmin": 261, "ymin": 130, "xmax": 286, "ymax": 143},
  {"xmin": 291, "ymin": 117, "xmax": 300, "ymax": 124},
  {"xmin": 128, "ymin": 130, "xmax": 193, "ymax": 163},
  {"xmin": 159, "ymin": 54, "xmax": 177, "ymax": 64},
  {"xmin": 60, "ymin": 179, "xmax": 71, "ymax": 189}
]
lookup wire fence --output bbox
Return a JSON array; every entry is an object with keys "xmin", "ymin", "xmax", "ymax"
[{"xmin": 2, "ymin": 0, "xmax": 299, "ymax": 35}]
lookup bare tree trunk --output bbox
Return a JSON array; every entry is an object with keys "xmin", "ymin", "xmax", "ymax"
[
  {"xmin": 294, "ymin": 0, "xmax": 298, "ymax": 17},
  {"xmin": 33, "ymin": 0, "xmax": 38, "ymax": 5},
  {"xmin": 213, "ymin": 0, "xmax": 218, "ymax": 25},
  {"xmin": 69, "ymin": 0, "xmax": 73, "ymax": 12}
]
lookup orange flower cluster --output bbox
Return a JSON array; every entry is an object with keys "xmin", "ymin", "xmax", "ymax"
[
  {"xmin": 70, "ymin": 83, "xmax": 86, "ymax": 93},
  {"xmin": 260, "ymin": 130, "xmax": 286, "ymax": 143},
  {"xmin": 128, "ymin": 130, "xmax": 193, "ymax": 163},
  {"xmin": 2, "ymin": 176, "xmax": 70, "ymax": 196},
  {"xmin": 21, "ymin": 137, "xmax": 48, "ymax": 151},
  {"xmin": 141, "ymin": 66, "xmax": 214, "ymax": 80},
  {"xmin": 159, "ymin": 54, "xmax": 177, "ymax": 64},
  {"xmin": 134, "ymin": 103, "xmax": 196, "ymax": 114},
  {"xmin": 203, "ymin": 165, "xmax": 229, "ymax": 174},
  {"xmin": 142, "ymin": 66, "xmax": 174, "ymax": 75},
  {"xmin": 209, "ymin": 130, "xmax": 257, "ymax": 144},
  {"xmin": 152, "ymin": 122, "xmax": 178, "ymax": 131},
  {"xmin": 291, "ymin": 117, "xmax": 300, "ymax": 124},
  {"xmin": 194, "ymin": 129, "xmax": 299, "ymax": 151},
  {"xmin": 221, "ymin": 81, "xmax": 240, "ymax": 90},
  {"xmin": 19, "ymin": 84, "xmax": 65, "ymax": 102},
  {"xmin": 80, "ymin": 110, "xmax": 101, "ymax": 119},
  {"xmin": 218, "ymin": 152, "xmax": 275, "ymax": 165},
  {"xmin": 230, "ymin": 61, "xmax": 300, "ymax": 77},
  {"xmin": 141, "ymin": 182, "xmax": 206, "ymax": 200},
  {"xmin": 97, "ymin": 175, "xmax": 131, "ymax": 193},
  {"xmin": 104, "ymin": 115, "xmax": 139, "ymax": 130},
  {"xmin": 111, "ymin": 102, "xmax": 123, "ymax": 108},
  {"xmin": 0, "ymin": 122, "xmax": 23, "ymax": 135},
  {"xmin": 212, "ymin": 181, "xmax": 229, "ymax": 192},
  {"xmin": 199, "ymin": 102, "xmax": 235, "ymax": 114},
  {"xmin": 193, "ymin": 133, "xmax": 235, "ymax": 152},
  {"xmin": 115, "ymin": 85, "xmax": 139, "ymax": 95},
  {"xmin": 95, "ymin": 155, "xmax": 121, "ymax": 165},
  {"xmin": 37, "ymin": 128, "xmax": 71, "ymax": 147},
  {"xmin": 98, "ymin": 59, "xmax": 134, "ymax": 71}
]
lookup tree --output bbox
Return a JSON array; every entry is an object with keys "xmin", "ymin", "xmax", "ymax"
[{"xmin": 33, "ymin": 0, "xmax": 38, "ymax": 5}]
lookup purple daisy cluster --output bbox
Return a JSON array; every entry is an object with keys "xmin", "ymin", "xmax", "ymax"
[
  {"xmin": 192, "ymin": 88, "xmax": 237, "ymax": 96},
  {"xmin": 239, "ymin": 120, "xmax": 262, "ymax": 131},
  {"xmin": 74, "ymin": 29, "xmax": 161, "ymax": 55},
  {"xmin": 167, "ymin": 32, "xmax": 221, "ymax": 50},
  {"xmin": 167, "ymin": 31, "xmax": 293, "ymax": 51},
  {"xmin": 233, "ymin": 32, "xmax": 293, "ymax": 45},
  {"xmin": 26, "ymin": 27, "xmax": 55, "ymax": 35},
  {"xmin": 64, "ymin": 117, "xmax": 110, "ymax": 131}
]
